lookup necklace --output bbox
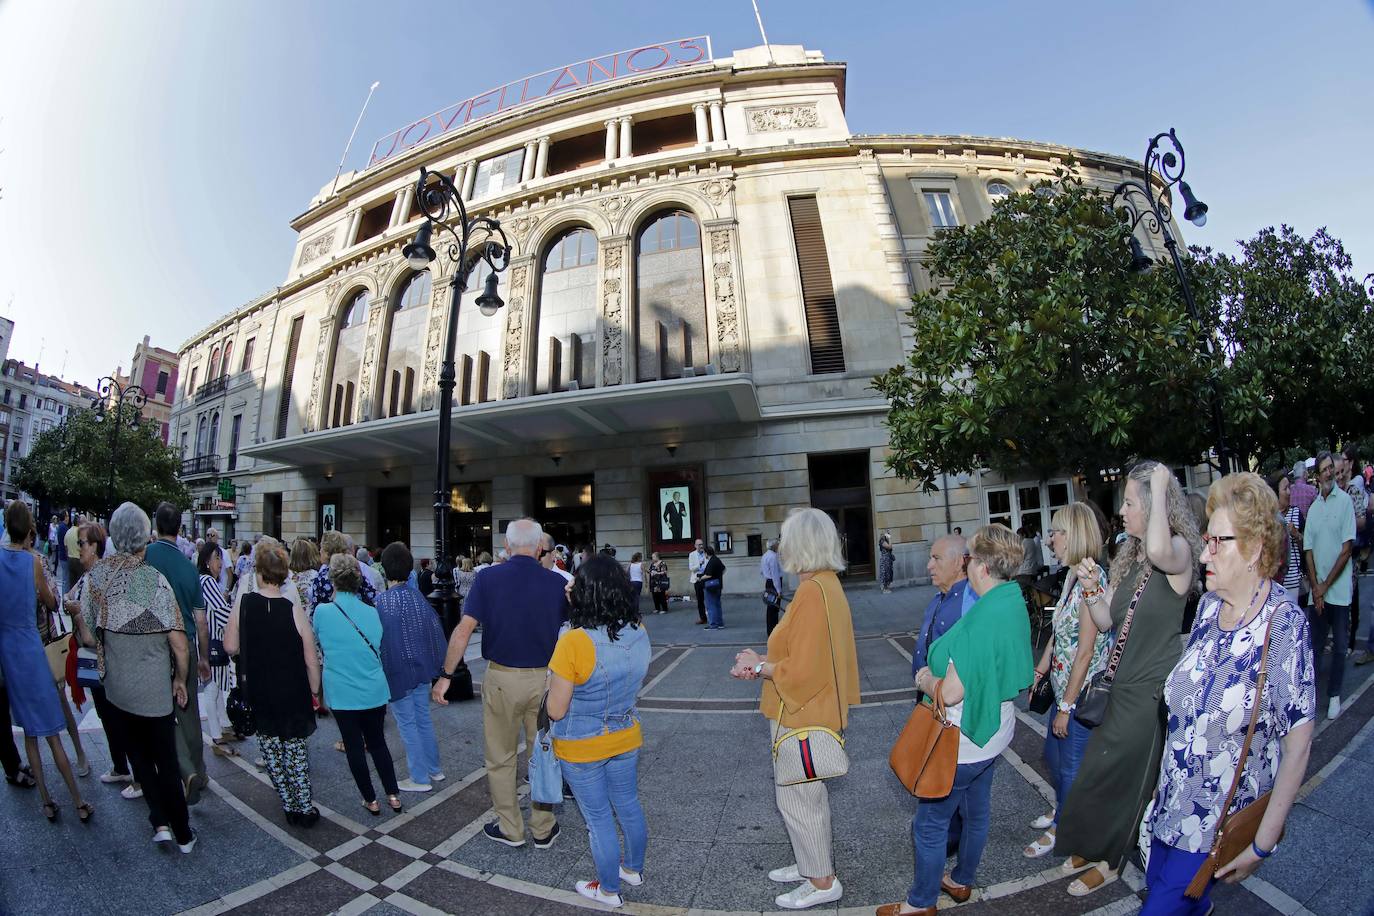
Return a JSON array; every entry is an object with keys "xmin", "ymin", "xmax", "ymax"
[{"xmin": 1220, "ymin": 578, "xmax": 1267, "ymax": 632}]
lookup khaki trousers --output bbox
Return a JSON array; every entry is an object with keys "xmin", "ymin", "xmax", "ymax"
[{"xmin": 483, "ymin": 663, "xmax": 556, "ymax": 841}]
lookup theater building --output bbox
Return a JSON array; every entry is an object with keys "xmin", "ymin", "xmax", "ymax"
[{"xmin": 170, "ymin": 40, "xmax": 1179, "ymax": 589}]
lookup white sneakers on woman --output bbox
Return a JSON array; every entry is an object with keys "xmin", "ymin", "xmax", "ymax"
[
  {"xmin": 775, "ymin": 877, "xmax": 843, "ymax": 909},
  {"xmin": 769, "ymin": 863, "xmax": 802, "ymax": 883}
]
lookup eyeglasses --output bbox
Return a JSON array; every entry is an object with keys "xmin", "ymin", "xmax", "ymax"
[{"xmin": 1203, "ymin": 535, "xmax": 1238, "ymax": 554}]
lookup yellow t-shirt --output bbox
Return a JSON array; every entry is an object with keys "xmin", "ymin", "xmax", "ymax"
[{"xmin": 547, "ymin": 627, "xmax": 644, "ymax": 764}]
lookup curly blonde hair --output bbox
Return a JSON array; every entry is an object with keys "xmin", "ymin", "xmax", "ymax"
[
  {"xmin": 1109, "ymin": 460, "xmax": 1203, "ymax": 590},
  {"xmin": 1206, "ymin": 472, "xmax": 1283, "ymax": 579}
]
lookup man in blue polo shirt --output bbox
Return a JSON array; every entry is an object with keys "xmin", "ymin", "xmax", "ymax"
[
  {"xmin": 912, "ymin": 533, "xmax": 976, "ymax": 679},
  {"xmin": 433, "ymin": 518, "xmax": 569, "ymax": 849}
]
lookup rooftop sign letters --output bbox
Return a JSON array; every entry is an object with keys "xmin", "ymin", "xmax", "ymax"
[{"xmin": 367, "ymin": 36, "xmax": 713, "ymax": 168}]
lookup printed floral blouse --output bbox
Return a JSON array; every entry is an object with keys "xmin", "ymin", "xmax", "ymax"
[
  {"xmin": 1150, "ymin": 585, "xmax": 1316, "ymax": 853},
  {"xmin": 1049, "ymin": 570, "xmax": 1111, "ymax": 704}
]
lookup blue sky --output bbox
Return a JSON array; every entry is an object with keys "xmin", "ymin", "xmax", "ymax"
[{"xmin": 1, "ymin": 0, "xmax": 1370, "ymax": 383}]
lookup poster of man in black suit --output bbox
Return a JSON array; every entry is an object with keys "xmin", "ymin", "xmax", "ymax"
[{"xmin": 660, "ymin": 488, "xmax": 691, "ymax": 541}]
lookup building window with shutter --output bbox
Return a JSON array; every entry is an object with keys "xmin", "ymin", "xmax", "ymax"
[
  {"xmin": 276, "ymin": 316, "xmax": 304, "ymax": 439},
  {"xmin": 787, "ymin": 195, "xmax": 845, "ymax": 374}
]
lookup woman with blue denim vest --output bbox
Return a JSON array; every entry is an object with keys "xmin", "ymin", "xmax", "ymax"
[{"xmin": 546, "ymin": 555, "xmax": 652, "ymax": 909}]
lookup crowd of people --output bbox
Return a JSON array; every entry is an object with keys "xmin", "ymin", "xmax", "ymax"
[{"xmin": 0, "ymin": 446, "xmax": 1367, "ymax": 913}]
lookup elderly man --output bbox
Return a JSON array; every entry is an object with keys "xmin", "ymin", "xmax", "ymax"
[
  {"xmin": 760, "ymin": 538, "xmax": 784, "ymax": 635},
  {"xmin": 912, "ymin": 534, "xmax": 976, "ymax": 679},
  {"xmin": 432, "ymin": 518, "xmax": 569, "ymax": 848},
  {"xmin": 1290, "ymin": 458, "xmax": 1318, "ymax": 527},
  {"xmin": 1305, "ymin": 450, "xmax": 1356, "ymax": 719},
  {"xmin": 688, "ymin": 537, "xmax": 708, "ymax": 625}
]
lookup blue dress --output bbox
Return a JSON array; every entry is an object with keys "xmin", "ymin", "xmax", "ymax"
[{"xmin": 0, "ymin": 549, "xmax": 64, "ymax": 737}]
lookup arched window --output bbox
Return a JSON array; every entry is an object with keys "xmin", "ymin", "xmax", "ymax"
[
  {"xmin": 208, "ymin": 346, "xmax": 221, "ymax": 381},
  {"xmin": 327, "ymin": 289, "xmax": 370, "ymax": 427},
  {"xmin": 452, "ymin": 258, "xmax": 506, "ymax": 405},
  {"xmin": 987, "ymin": 180, "xmax": 1013, "ymax": 201},
  {"xmin": 195, "ymin": 415, "xmax": 208, "ymax": 456},
  {"xmin": 534, "ymin": 227, "xmax": 598, "ymax": 394},
  {"xmin": 208, "ymin": 412, "xmax": 221, "ymax": 457},
  {"xmin": 221, "ymin": 340, "xmax": 234, "ymax": 378},
  {"xmin": 634, "ymin": 209, "xmax": 705, "ymax": 382},
  {"xmin": 379, "ymin": 271, "xmax": 431, "ymax": 417}
]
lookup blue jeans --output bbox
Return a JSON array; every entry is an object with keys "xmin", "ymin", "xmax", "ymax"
[
  {"xmin": 1140, "ymin": 837, "xmax": 1212, "ymax": 914},
  {"xmin": 390, "ymin": 683, "xmax": 440, "ymax": 784},
  {"xmin": 704, "ymin": 584, "xmax": 724, "ymax": 627},
  {"xmin": 1043, "ymin": 706, "xmax": 1093, "ymax": 823},
  {"xmin": 907, "ymin": 757, "xmax": 997, "ymax": 907},
  {"xmin": 562, "ymin": 749, "xmax": 647, "ymax": 895},
  {"xmin": 1308, "ymin": 602, "xmax": 1349, "ymax": 697}
]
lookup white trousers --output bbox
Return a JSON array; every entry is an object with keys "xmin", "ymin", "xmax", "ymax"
[
  {"xmin": 770, "ymin": 719, "xmax": 835, "ymax": 878},
  {"xmin": 202, "ymin": 680, "xmax": 229, "ymax": 738}
]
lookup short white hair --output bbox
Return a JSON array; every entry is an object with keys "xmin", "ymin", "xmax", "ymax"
[
  {"xmin": 778, "ymin": 508, "xmax": 846, "ymax": 574},
  {"xmin": 504, "ymin": 518, "xmax": 543, "ymax": 551},
  {"xmin": 109, "ymin": 502, "xmax": 152, "ymax": 554}
]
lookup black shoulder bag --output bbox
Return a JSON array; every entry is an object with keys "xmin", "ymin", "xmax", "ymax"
[{"xmin": 1074, "ymin": 567, "xmax": 1151, "ymax": 729}]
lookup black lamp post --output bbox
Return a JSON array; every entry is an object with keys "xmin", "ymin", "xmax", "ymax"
[
  {"xmin": 93, "ymin": 376, "xmax": 147, "ymax": 519},
  {"xmin": 1111, "ymin": 129, "xmax": 1230, "ymax": 473},
  {"xmin": 401, "ymin": 167, "xmax": 511, "ymax": 632}
]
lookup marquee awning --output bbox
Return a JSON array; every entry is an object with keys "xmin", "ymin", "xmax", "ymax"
[{"xmin": 239, "ymin": 373, "xmax": 761, "ymax": 471}]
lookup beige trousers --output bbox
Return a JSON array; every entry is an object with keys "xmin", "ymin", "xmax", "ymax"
[
  {"xmin": 770, "ymin": 719, "xmax": 835, "ymax": 878},
  {"xmin": 483, "ymin": 663, "xmax": 556, "ymax": 841}
]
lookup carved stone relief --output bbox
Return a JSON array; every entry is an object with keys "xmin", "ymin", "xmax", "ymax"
[
  {"xmin": 700, "ymin": 178, "xmax": 733, "ymax": 206},
  {"xmin": 419, "ymin": 277, "xmax": 450, "ymax": 411},
  {"xmin": 501, "ymin": 265, "xmax": 530, "ymax": 399},
  {"xmin": 600, "ymin": 240, "xmax": 628, "ymax": 386},
  {"xmin": 746, "ymin": 104, "xmax": 821, "ymax": 133},
  {"xmin": 304, "ymin": 316, "xmax": 336, "ymax": 433},
  {"xmin": 707, "ymin": 228, "xmax": 742, "ymax": 372},
  {"xmin": 356, "ymin": 303, "xmax": 386, "ymax": 422},
  {"xmin": 298, "ymin": 230, "xmax": 336, "ymax": 267}
]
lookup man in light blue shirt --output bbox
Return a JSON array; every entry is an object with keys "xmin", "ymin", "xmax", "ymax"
[
  {"xmin": 760, "ymin": 540, "xmax": 784, "ymax": 635},
  {"xmin": 1304, "ymin": 450, "xmax": 1355, "ymax": 719},
  {"xmin": 911, "ymin": 534, "xmax": 977, "ymax": 678}
]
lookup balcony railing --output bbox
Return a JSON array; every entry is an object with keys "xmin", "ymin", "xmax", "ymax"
[
  {"xmin": 195, "ymin": 376, "xmax": 229, "ymax": 400},
  {"xmin": 180, "ymin": 455, "xmax": 219, "ymax": 478}
]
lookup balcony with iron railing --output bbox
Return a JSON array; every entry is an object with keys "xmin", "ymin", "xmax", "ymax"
[
  {"xmin": 179, "ymin": 454, "xmax": 219, "ymax": 479},
  {"xmin": 194, "ymin": 376, "xmax": 229, "ymax": 401}
]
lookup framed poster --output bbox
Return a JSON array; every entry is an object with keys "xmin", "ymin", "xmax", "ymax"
[
  {"xmin": 646, "ymin": 467, "xmax": 703, "ymax": 556},
  {"xmin": 317, "ymin": 490, "xmax": 341, "ymax": 542}
]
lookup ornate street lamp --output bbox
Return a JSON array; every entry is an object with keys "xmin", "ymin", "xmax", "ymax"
[
  {"xmin": 93, "ymin": 376, "xmax": 147, "ymax": 518},
  {"xmin": 1111, "ymin": 129, "xmax": 1231, "ymax": 473},
  {"xmin": 402, "ymin": 167, "xmax": 511, "ymax": 631}
]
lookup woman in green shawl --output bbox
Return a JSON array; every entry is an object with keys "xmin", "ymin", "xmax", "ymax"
[{"xmin": 879, "ymin": 524, "xmax": 1033, "ymax": 916}]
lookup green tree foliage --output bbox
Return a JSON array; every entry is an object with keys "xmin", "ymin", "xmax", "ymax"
[
  {"xmin": 873, "ymin": 171, "xmax": 1220, "ymax": 492},
  {"xmin": 14, "ymin": 402, "xmax": 189, "ymax": 515}
]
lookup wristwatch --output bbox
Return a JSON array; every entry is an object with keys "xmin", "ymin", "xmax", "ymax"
[
  {"xmin": 753, "ymin": 662, "xmax": 765, "ymax": 677},
  {"xmin": 1252, "ymin": 839, "xmax": 1277, "ymax": 858},
  {"xmin": 440, "ymin": 668, "xmax": 458, "ymax": 680},
  {"xmin": 1057, "ymin": 701, "xmax": 1074, "ymax": 714}
]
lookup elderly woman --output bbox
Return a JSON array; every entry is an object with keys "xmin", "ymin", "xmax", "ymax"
[
  {"xmin": 314, "ymin": 553, "xmax": 401, "ymax": 814},
  {"xmin": 547, "ymin": 555, "xmax": 653, "ymax": 908},
  {"xmin": 880, "ymin": 524, "xmax": 1033, "ymax": 916},
  {"xmin": 733, "ymin": 508, "xmax": 860, "ymax": 911},
  {"xmin": 225, "ymin": 541, "xmax": 321, "ymax": 826},
  {"xmin": 1141, "ymin": 473, "xmax": 1315, "ymax": 913},
  {"xmin": 78, "ymin": 502, "xmax": 191, "ymax": 846},
  {"xmin": 0, "ymin": 501, "xmax": 90, "ymax": 822},
  {"xmin": 198, "ymin": 542, "xmax": 238, "ymax": 754},
  {"xmin": 310, "ymin": 530, "xmax": 376, "ymax": 610},
  {"xmin": 289, "ymin": 538, "xmax": 322, "ymax": 615},
  {"xmin": 375, "ymin": 542, "xmax": 447, "ymax": 792},
  {"xmin": 1056, "ymin": 461, "xmax": 1202, "ymax": 896},
  {"xmin": 1025, "ymin": 504, "xmax": 1111, "ymax": 858}
]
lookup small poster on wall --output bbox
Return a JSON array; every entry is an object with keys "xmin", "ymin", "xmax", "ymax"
[
  {"xmin": 646, "ymin": 467, "xmax": 703, "ymax": 555},
  {"xmin": 321, "ymin": 504, "xmax": 338, "ymax": 532}
]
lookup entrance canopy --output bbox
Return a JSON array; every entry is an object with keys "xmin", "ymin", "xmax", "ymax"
[{"xmin": 240, "ymin": 374, "xmax": 761, "ymax": 470}]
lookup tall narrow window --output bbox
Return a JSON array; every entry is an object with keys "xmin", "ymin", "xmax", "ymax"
[
  {"xmin": 195, "ymin": 416, "xmax": 208, "ymax": 456},
  {"xmin": 221, "ymin": 341, "xmax": 234, "ymax": 377},
  {"xmin": 923, "ymin": 190, "xmax": 959, "ymax": 228},
  {"xmin": 787, "ymin": 196, "xmax": 845, "ymax": 374},
  {"xmin": 156, "ymin": 371, "xmax": 169, "ymax": 396},
  {"xmin": 228, "ymin": 414, "xmax": 242, "ymax": 471},
  {"xmin": 188, "ymin": 367, "xmax": 198, "ymax": 398},
  {"xmin": 240, "ymin": 337, "xmax": 255, "ymax": 373},
  {"xmin": 328, "ymin": 290, "xmax": 369, "ymax": 427},
  {"xmin": 534, "ymin": 228, "xmax": 598, "ymax": 394},
  {"xmin": 380, "ymin": 271, "xmax": 430, "ymax": 418},
  {"xmin": 275, "ymin": 315, "xmax": 304, "ymax": 439},
  {"xmin": 208, "ymin": 412, "xmax": 221, "ymax": 457},
  {"xmin": 634, "ymin": 209, "xmax": 705, "ymax": 382},
  {"xmin": 208, "ymin": 347, "xmax": 221, "ymax": 381},
  {"xmin": 402, "ymin": 368, "xmax": 415, "ymax": 415}
]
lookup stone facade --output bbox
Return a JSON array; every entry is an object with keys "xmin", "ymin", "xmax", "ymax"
[{"xmin": 168, "ymin": 43, "xmax": 1171, "ymax": 589}]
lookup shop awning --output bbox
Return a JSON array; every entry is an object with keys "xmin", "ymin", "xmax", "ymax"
[{"xmin": 240, "ymin": 373, "xmax": 761, "ymax": 470}]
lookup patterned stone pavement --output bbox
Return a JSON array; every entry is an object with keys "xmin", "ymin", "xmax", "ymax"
[{"xmin": 3, "ymin": 580, "xmax": 1373, "ymax": 916}]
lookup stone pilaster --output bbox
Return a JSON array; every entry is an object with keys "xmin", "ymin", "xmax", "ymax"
[
  {"xmin": 599, "ymin": 237, "xmax": 630, "ymax": 386},
  {"xmin": 707, "ymin": 226, "xmax": 743, "ymax": 372}
]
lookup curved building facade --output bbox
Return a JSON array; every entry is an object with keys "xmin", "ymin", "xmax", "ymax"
[{"xmin": 170, "ymin": 40, "xmax": 1170, "ymax": 589}]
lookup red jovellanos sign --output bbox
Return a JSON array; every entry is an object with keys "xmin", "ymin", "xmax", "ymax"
[{"xmin": 367, "ymin": 37, "xmax": 713, "ymax": 168}]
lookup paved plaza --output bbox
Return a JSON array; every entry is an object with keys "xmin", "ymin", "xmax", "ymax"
[{"xmin": 4, "ymin": 581, "xmax": 1374, "ymax": 916}]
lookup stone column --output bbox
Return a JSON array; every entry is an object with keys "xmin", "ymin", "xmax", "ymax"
[
  {"xmin": 534, "ymin": 136, "xmax": 550, "ymax": 179},
  {"xmin": 397, "ymin": 185, "xmax": 414, "ymax": 225},
  {"xmin": 388, "ymin": 187, "xmax": 410, "ymax": 229},
  {"xmin": 693, "ymin": 103, "xmax": 710, "ymax": 144},
  {"xmin": 461, "ymin": 161, "xmax": 477, "ymax": 199},
  {"xmin": 708, "ymin": 101, "xmax": 725, "ymax": 143},
  {"xmin": 618, "ymin": 116, "xmax": 632, "ymax": 159},
  {"xmin": 345, "ymin": 209, "xmax": 362, "ymax": 246},
  {"xmin": 520, "ymin": 141, "xmax": 537, "ymax": 182},
  {"xmin": 604, "ymin": 119, "xmax": 619, "ymax": 162}
]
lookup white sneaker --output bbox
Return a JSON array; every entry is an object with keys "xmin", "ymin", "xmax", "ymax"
[
  {"xmin": 178, "ymin": 831, "xmax": 198, "ymax": 854},
  {"xmin": 769, "ymin": 863, "xmax": 802, "ymax": 883},
  {"xmin": 122, "ymin": 784, "xmax": 144, "ymax": 800},
  {"xmin": 396, "ymin": 779, "xmax": 433, "ymax": 793},
  {"xmin": 775, "ymin": 878, "xmax": 842, "ymax": 909},
  {"xmin": 100, "ymin": 770, "xmax": 132, "ymax": 784},
  {"xmin": 1031, "ymin": 813, "xmax": 1055, "ymax": 830},
  {"xmin": 618, "ymin": 865, "xmax": 643, "ymax": 886},
  {"xmin": 1328, "ymin": 697, "xmax": 1341, "ymax": 719},
  {"xmin": 152, "ymin": 827, "xmax": 173, "ymax": 844},
  {"xmin": 430, "ymin": 772, "xmax": 447, "ymax": 782},
  {"xmin": 574, "ymin": 880, "xmax": 623, "ymax": 907}
]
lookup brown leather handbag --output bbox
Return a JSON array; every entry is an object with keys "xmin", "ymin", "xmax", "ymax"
[
  {"xmin": 889, "ymin": 679, "xmax": 959, "ymax": 798},
  {"xmin": 1185, "ymin": 604, "xmax": 1281, "ymax": 899}
]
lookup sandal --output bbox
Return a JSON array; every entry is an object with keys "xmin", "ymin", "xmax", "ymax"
[
  {"xmin": 42, "ymin": 800, "xmax": 59, "ymax": 822},
  {"xmin": 334, "ymin": 740, "xmax": 347, "ymax": 752},
  {"xmin": 363, "ymin": 800, "xmax": 381, "ymax": 816},
  {"xmin": 5, "ymin": 766, "xmax": 37, "ymax": 789},
  {"xmin": 1067, "ymin": 865, "xmax": 1118, "ymax": 897},
  {"xmin": 387, "ymin": 794, "xmax": 403, "ymax": 813},
  {"xmin": 1023, "ymin": 829, "xmax": 1056, "ymax": 858},
  {"xmin": 77, "ymin": 802, "xmax": 95, "ymax": 823},
  {"xmin": 212, "ymin": 743, "xmax": 240, "ymax": 758},
  {"xmin": 1059, "ymin": 855, "xmax": 1093, "ymax": 876}
]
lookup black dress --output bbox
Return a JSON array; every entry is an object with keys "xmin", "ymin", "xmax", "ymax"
[{"xmin": 238, "ymin": 592, "xmax": 316, "ymax": 740}]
